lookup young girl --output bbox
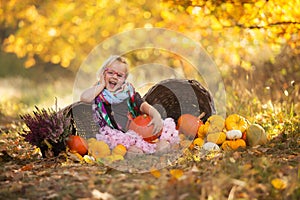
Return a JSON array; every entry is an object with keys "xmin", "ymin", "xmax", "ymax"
[
  {"xmin": 80, "ymin": 55, "xmax": 180, "ymax": 154},
  {"xmin": 80, "ymin": 55, "xmax": 163, "ymax": 136}
]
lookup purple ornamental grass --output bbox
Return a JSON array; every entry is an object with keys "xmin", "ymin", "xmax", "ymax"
[{"xmin": 20, "ymin": 106, "xmax": 71, "ymax": 148}]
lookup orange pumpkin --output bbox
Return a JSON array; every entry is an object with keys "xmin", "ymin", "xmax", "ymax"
[
  {"xmin": 221, "ymin": 139, "xmax": 246, "ymax": 151},
  {"xmin": 67, "ymin": 135, "xmax": 88, "ymax": 156},
  {"xmin": 127, "ymin": 114, "xmax": 162, "ymax": 142},
  {"xmin": 177, "ymin": 114, "xmax": 203, "ymax": 138},
  {"xmin": 197, "ymin": 124, "xmax": 207, "ymax": 139}
]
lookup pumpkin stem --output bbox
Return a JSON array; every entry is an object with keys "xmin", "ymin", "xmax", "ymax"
[{"xmin": 198, "ymin": 112, "xmax": 206, "ymax": 120}]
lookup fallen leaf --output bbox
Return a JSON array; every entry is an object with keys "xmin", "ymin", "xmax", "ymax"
[
  {"xmin": 241, "ymin": 163, "xmax": 252, "ymax": 171},
  {"xmin": 67, "ymin": 151, "xmax": 84, "ymax": 162},
  {"xmin": 271, "ymin": 178, "xmax": 287, "ymax": 190},
  {"xmin": 190, "ymin": 165, "xmax": 200, "ymax": 172},
  {"xmin": 21, "ymin": 163, "xmax": 33, "ymax": 171},
  {"xmin": 150, "ymin": 168, "xmax": 161, "ymax": 178},
  {"xmin": 91, "ymin": 189, "xmax": 115, "ymax": 200},
  {"xmin": 170, "ymin": 169, "xmax": 184, "ymax": 180},
  {"xmin": 193, "ymin": 154, "xmax": 201, "ymax": 162},
  {"xmin": 232, "ymin": 151, "xmax": 241, "ymax": 159},
  {"xmin": 229, "ymin": 157, "xmax": 236, "ymax": 163},
  {"xmin": 83, "ymin": 155, "xmax": 95, "ymax": 164}
]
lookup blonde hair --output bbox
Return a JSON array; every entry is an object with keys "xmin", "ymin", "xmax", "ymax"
[{"xmin": 96, "ymin": 55, "xmax": 129, "ymax": 80}]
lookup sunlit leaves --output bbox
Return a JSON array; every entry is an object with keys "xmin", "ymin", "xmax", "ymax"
[
  {"xmin": 0, "ymin": 0, "xmax": 299, "ymax": 77},
  {"xmin": 163, "ymin": 0, "xmax": 300, "ymax": 71},
  {"xmin": 169, "ymin": 169, "xmax": 184, "ymax": 179},
  {"xmin": 150, "ymin": 167, "xmax": 161, "ymax": 178},
  {"xmin": 271, "ymin": 178, "xmax": 288, "ymax": 190}
]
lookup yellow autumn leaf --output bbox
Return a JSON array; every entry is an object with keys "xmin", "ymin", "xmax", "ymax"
[
  {"xmin": 193, "ymin": 154, "xmax": 201, "ymax": 162},
  {"xmin": 169, "ymin": 169, "xmax": 184, "ymax": 179},
  {"xmin": 83, "ymin": 155, "xmax": 95, "ymax": 164},
  {"xmin": 150, "ymin": 168, "xmax": 161, "ymax": 178},
  {"xmin": 33, "ymin": 147, "xmax": 41, "ymax": 155},
  {"xmin": 67, "ymin": 152, "xmax": 84, "ymax": 163},
  {"xmin": 271, "ymin": 178, "xmax": 287, "ymax": 190}
]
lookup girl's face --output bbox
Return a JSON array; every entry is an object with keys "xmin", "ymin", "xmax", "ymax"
[{"xmin": 104, "ymin": 60, "xmax": 127, "ymax": 92}]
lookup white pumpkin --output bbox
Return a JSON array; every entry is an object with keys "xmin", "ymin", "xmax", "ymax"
[
  {"xmin": 226, "ymin": 130, "xmax": 242, "ymax": 140},
  {"xmin": 203, "ymin": 142, "xmax": 220, "ymax": 151}
]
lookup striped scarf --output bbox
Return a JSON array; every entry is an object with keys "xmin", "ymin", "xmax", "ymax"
[{"xmin": 93, "ymin": 82, "xmax": 139, "ymax": 129}]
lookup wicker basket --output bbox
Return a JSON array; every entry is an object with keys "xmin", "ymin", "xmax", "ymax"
[
  {"xmin": 64, "ymin": 79, "xmax": 216, "ymax": 138},
  {"xmin": 143, "ymin": 79, "xmax": 216, "ymax": 123},
  {"xmin": 63, "ymin": 101, "xmax": 99, "ymax": 139}
]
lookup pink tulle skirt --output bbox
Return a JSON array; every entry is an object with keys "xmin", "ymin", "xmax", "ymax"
[{"xmin": 96, "ymin": 118, "xmax": 179, "ymax": 154}]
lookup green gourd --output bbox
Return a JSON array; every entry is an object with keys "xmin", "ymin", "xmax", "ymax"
[{"xmin": 246, "ymin": 124, "xmax": 268, "ymax": 146}]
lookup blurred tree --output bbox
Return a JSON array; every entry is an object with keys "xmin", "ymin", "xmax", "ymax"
[
  {"xmin": 1, "ymin": 0, "xmax": 299, "ymax": 106},
  {"xmin": 1, "ymin": 0, "xmax": 299, "ymax": 71},
  {"xmin": 1, "ymin": 0, "xmax": 165, "ymax": 70},
  {"xmin": 161, "ymin": 0, "xmax": 300, "ymax": 68},
  {"xmin": 160, "ymin": 0, "xmax": 300, "ymax": 105}
]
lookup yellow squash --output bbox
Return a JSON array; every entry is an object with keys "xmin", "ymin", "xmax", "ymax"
[
  {"xmin": 206, "ymin": 131, "xmax": 226, "ymax": 145},
  {"xmin": 225, "ymin": 114, "xmax": 248, "ymax": 132},
  {"xmin": 204, "ymin": 115, "xmax": 225, "ymax": 133},
  {"xmin": 221, "ymin": 139, "xmax": 246, "ymax": 151}
]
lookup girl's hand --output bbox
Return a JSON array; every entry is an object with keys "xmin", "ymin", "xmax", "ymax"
[
  {"xmin": 95, "ymin": 71, "xmax": 106, "ymax": 87},
  {"xmin": 140, "ymin": 102, "xmax": 163, "ymax": 134},
  {"xmin": 147, "ymin": 108, "xmax": 163, "ymax": 134},
  {"xmin": 80, "ymin": 69, "xmax": 106, "ymax": 103}
]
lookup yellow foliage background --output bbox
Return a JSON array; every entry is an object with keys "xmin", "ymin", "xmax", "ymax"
[{"xmin": 0, "ymin": 0, "xmax": 299, "ymax": 114}]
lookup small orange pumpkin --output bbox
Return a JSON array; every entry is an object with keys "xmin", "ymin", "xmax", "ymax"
[
  {"xmin": 67, "ymin": 135, "xmax": 88, "ymax": 156},
  {"xmin": 127, "ymin": 114, "xmax": 162, "ymax": 142},
  {"xmin": 193, "ymin": 137, "xmax": 205, "ymax": 147},
  {"xmin": 221, "ymin": 139, "xmax": 246, "ymax": 151},
  {"xmin": 177, "ymin": 114, "xmax": 203, "ymax": 138},
  {"xmin": 197, "ymin": 123, "xmax": 208, "ymax": 139}
]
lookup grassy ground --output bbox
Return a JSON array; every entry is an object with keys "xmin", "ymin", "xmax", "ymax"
[{"xmin": 0, "ymin": 101, "xmax": 299, "ymax": 200}]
